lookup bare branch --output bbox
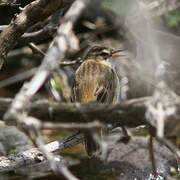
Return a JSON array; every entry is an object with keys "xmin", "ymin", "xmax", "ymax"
[
  {"xmin": 1, "ymin": 97, "xmax": 148, "ymax": 127},
  {"xmin": 0, "ymin": 0, "xmax": 72, "ymax": 69},
  {"xmin": 28, "ymin": 97, "xmax": 149, "ymax": 126},
  {"xmin": 0, "ymin": 58, "xmax": 81, "ymax": 88},
  {"xmin": 0, "ymin": 13, "xmax": 58, "ymax": 45},
  {"xmin": 0, "ymin": 25, "xmax": 7, "ymax": 32},
  {"xmin": 0, "ymin": 133, "xmax": 83, "ymax": 173},
  {"xmin": 1, "ymin": 92, "xmax": 179, "ymax": 129},
  {"xmin": 0, "ymin": 21, "xmax": 57, "ymax": 45},
  {"xmin": 28, "ymin": 43, "xmax": 46, "ymax": 56}
]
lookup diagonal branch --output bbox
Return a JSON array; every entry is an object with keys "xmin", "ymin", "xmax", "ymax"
[{"xmin": 0, "ymin": 133, "xmax": 83, "ymax": 173}]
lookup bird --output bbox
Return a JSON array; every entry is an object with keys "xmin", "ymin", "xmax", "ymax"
[{"xmin": 72, "ymin": 45, "xmax": 124, "ymax": 157}]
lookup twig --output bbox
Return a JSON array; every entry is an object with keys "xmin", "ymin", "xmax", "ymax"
[
  {"xmin": 27, "ymin": 43, "xmax": 83, "ymax": 65},
  {"xmin": 39, "ymin": 121, "xmax": 102, "ymax": 131},
  {"xmin": 149, "ymin": 136, "xmax": 157, "ymax": 177},
  {"xmin": 0, "ymin": 68, "xmax": 37, "ymax": 88},
  {"xmin": 28, "ymin": 43, "xmax": 46, "ymax": 56},
  {"xmin": 20, "ymin": 26, "xmax": 57, "ymax": 44},
  {"xmin": 19, "ymin": 8, "xmax": 66, "ymax": 45},
  {"xmin": 0, "ymin": 57, "xmax": 82, "ymax": 88},
  {"xmin": 60, "ymin": 58, "xmax": 82, "ymax": 66},
  {"xmin": 12, "ymin": 115, "xmax": 102, "ymax": 131},
  {"xmin": 0, "ymin": 25, "xmax": 8, "ymax": 32}
]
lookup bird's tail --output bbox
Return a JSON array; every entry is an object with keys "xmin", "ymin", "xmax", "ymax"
[{"xmin": 84, "ymin": 129, "xmax": 102, "ymax": 157}]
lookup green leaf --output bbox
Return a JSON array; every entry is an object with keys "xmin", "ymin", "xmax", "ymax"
[{"xmin": 166, "ymin": 10, "xmax": 180, "ymax": 27}]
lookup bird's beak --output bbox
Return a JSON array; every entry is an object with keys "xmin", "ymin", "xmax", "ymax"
[{"xmin": 111, "ymin": 49, "xmax": 125, "ymax": 58}]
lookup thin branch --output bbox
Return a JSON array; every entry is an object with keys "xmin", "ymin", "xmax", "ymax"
[
  {"xmin": 0, "ymin": 57, "xmax": 81, "ymax": 88},
  {"xmin": 28, "ymin": 43, "xmax": 46, "ymax": 56},
  {"xmin": 39, "ymin": 121, "xmax": 102, "ymax": 131},
  {"xmin": 0, "ymin": 68, "xmax": 38, "ymax": 88},
  {"xmin": 15, "ymin": 115, "xmax": 102, "ymax": 131},
  {"xmin": 18, "ymin": 8, "xmax": 65, "ymax": 45},
  {"xmin": 19, "ymin": 25, "xmax": 57, "ymax": 44}
]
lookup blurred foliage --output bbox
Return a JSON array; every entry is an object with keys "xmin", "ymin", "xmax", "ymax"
[
  {"xmin": 102, "ymin": 0, "xmax": 180, "ymax": 29},
  {"xmin": 101, "ymin": 0, "xmax": 132, "ymax": 16},
  {"xmin": 166, "ymin": 10, "xmax": 180, "ymax": 27},
  {"xmin": 101, "ymin": 1, "xmax": 117, "ymax": 13},
  {"xmin": 50, "ymin": 77, "xmax": 61, "ymax": 93}
]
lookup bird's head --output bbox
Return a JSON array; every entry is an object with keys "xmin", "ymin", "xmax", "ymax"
[{"xmin": 83, "ymin": 46, "xmax": 124, "ymax": 61}]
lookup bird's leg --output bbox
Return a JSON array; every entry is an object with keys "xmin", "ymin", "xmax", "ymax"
[
  {"xmin": 94, "ymin": 130, "xmax": 107, "ymax": 159},
  {"xmin": 149, "ymin": 136, "xmax": 158, "ymax": 177},
  {"xmin": 115, "ymin": 126, "xmax": 130, "ymax": 144},
  {"xmin": 121, "ymin": 126, "xmax": 131, "ymax": 144}
]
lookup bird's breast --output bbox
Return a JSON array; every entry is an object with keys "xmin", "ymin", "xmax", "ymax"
[{"xmin": 74, "ymin": 59, "xmax": 119, "ymax": 103}]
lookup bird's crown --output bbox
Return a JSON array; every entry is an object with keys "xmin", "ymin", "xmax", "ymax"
[{"xmin": 83, "ymin": 46, "xmax": 114, "ymax": 60}]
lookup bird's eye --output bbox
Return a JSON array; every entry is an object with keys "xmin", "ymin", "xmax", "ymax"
[{"xmin": 101, "ymin": 52, "xmax": 110, "ymax": 58}]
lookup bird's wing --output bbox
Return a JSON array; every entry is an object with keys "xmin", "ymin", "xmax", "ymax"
[{"xmin": 95, "ymin": 68, "xmax": 119, "ymax": 104}]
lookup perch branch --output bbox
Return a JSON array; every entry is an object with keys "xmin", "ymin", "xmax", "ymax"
[
  {"xmin": 1, "ymin": 97, "xmax": 148, "ymax": 127},
  {"xmin": 1, "ymin": 93, "xmax": 179, "ymax": 128}
]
